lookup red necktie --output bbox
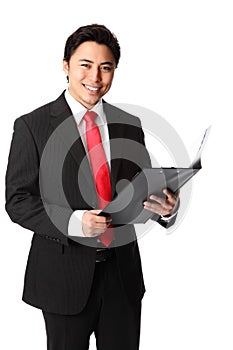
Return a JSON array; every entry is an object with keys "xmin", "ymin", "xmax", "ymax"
[{"xmin": 84, "ymin": 111, "xmax": 113, "ymax": 247}]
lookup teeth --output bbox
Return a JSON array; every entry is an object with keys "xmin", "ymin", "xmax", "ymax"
[{"xmin": 85, "ymin": 85, "xmax": 99, "ymax": 91}]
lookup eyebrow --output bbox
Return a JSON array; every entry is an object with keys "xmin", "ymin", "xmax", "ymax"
[{"xmin": 79, "ymin": 59, "xmax": 114, "ymax": 66}]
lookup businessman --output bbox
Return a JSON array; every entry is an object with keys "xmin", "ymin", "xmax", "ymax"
[{"xmin": 5, "ymin": 24, "xmax": 179, "ymax": 350}]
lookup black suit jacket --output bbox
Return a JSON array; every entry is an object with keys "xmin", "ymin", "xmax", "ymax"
[{"xmin": 5, "ymin": 92, "xmax": 176, "ymax": 315}]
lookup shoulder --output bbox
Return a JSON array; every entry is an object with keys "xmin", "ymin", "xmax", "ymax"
[
  {"xmin": 14, "ymin": 91, "xmax": 68, "ymax": 127},
  {"xmin": 103, "ymin": 101, "xmax": 142, "ymax": 129}
]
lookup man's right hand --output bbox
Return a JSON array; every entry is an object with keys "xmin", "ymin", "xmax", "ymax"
[{"xmin": 82, "ymin": 210, "xmax": 112, "ymax": 237}]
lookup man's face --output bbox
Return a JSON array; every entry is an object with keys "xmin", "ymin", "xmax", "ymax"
[{"xmin": 63, "ymin": 41, "xmax": 116, "ymax": 109}]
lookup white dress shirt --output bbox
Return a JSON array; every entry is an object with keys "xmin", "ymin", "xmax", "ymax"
[{"xmin": 65, "ymin": 89, "xmax": 110, "ymax": 237}]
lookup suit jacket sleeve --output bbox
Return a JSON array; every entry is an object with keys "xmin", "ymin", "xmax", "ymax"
[
  {"xmin": 5, "ymin": 117, "xmax": 71, "ymax": 245},
  {"xmin": 138, "ymin": 121, "xmax": 178, "ymax": 229}
]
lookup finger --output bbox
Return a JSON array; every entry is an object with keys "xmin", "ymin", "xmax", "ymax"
[
  {"xmin": 83, "ymin": 228, "xmax": 107, "ymax": 237},
  {"xmin": 143, "ymin": 201, "xmax": 161, "ymax": 211},
  {"xmin": 89, "ymin": 209, "xmax": 102, "ymax": 215},
  {"xmin": 149, "ymin": 193, "xmax": 175, "ymax": 209},
  {"xmin": 83, "ymin": 220, "xmax": 111, "ymax": 230},
  {"xmin": 149, "ymin": 194, "xmax": 166, "ymax": 205},
  {"xmin": 147, "ymin": 196, "xmax": 173, "ymax": 211},
  {"xmin": 91, "ymin": 227, "xmax": 108, "ymax": 234},
  {"xmin": 88, "ymin": 220, "xmax": 111, "ymax": 229},
  {"xmin": 163, "ymin": 189, "xmax": 177, "ymax": 205},
  {"xmin": 96, "ymin": 218, "xmax": 112, "ymax": 226},
  {"xmin": 144, "ymin": 200, "xmax": 173, "ymax": 215},
  {"xmin": 84, "ymin": 213, "xmax": 111, "ymax": 224},
  {"xmin": 89, "ymin": 210, "xmax": 112, "ymax": 223},
  {"xmin": 143, "ymin": 201, "xmax": 164, "ymax": 215}
]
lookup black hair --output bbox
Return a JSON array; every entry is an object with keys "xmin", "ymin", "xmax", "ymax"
[{"xmin": 64, "ymin": 24, "xmax": 121, "ymax": 67}]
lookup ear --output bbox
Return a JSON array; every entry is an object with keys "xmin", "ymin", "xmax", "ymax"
[{"xmin": 63, "ymin": 59, "xmax": 69, "ymax": 75}]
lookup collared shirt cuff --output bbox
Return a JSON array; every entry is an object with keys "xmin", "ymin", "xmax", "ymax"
[
  {"xmin": 160, "ymin": 210, "xmax": 177, "ymax": 221},
  {"xmin": 68, "ymin": 210, "xmax": 87, "ymax": 237}
]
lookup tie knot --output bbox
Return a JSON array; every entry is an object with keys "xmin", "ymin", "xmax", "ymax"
[{"xmin": 84, "ymin": 111, "xmax": 97, "ymax": 124}]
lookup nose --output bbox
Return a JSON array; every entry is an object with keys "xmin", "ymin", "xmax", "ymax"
[{"xmin": 89, "ymin": 66, "xmax": 102, "ymax": 83}]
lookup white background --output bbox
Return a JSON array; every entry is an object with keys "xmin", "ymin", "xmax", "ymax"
[{"xmin": 1, "ymin": 0, "xmax": 233, "ymax": 349}]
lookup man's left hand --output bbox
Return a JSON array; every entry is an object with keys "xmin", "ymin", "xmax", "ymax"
[{"xmin": 143, "ymin": 189, "xmax": 179, "ymax": 217}]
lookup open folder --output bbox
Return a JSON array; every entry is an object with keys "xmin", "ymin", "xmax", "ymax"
[{"xmin": 98, "ymin": 126, "xmax": 211, "ymax": 225}]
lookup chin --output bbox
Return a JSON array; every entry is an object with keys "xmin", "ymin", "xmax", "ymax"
[{"xmin": 85, "ymin": 97, "xmax": 101, "ymax": 107}]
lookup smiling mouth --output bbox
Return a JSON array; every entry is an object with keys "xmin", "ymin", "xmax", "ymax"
[{"xmin": 83, "ymin": 84, "xmax": 101, "ymax": 92}]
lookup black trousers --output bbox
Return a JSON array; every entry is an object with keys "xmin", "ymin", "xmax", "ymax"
[{"xmin": 42, "ymin": 253, "xmax": 142, "ymax": 350}]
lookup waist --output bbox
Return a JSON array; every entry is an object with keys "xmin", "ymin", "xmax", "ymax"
[{"xmin": 96, "ymin": 248, "xmax": 116, "ymax": 263}]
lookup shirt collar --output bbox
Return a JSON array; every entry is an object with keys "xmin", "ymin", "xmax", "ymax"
[{"xmin": 64, "ymin": 89, "xmax": 106, "ymax": 125}]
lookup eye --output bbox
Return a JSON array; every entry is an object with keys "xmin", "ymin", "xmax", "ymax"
[
  {"xmin": 80, "ymin": 63, "xmax": 90, "ymax": 69},
  {"xmin": 101, "ymin": 65, "xmax": 113, "ymax": 72}
]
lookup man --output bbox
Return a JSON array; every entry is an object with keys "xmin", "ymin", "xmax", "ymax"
[{"xmin": 5, "ymin": 24, "xmax": 179, "ymax": 350}]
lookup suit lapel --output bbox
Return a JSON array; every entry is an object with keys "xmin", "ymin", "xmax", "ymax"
[
  {"xmin": 103, "ymin": 102, "xmax": 125, "ymax": 194},
  {"xmin": 49, "ymin": 92, "xmax": 96, "ymax": 195}
]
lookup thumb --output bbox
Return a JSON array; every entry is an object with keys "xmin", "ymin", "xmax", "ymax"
[{"xmin": 89, "ymin": 209, "xmax": 102, "ymax": 215}]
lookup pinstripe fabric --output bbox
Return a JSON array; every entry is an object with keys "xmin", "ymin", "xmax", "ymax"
[{"xmin": 5, "ymin": 91, "xmax": 176, "ymax": 315}]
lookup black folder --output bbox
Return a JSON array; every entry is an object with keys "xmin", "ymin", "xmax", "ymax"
[{"xmin": 99, "ymin": 126, "xmax": 211, "ymax": 224}]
